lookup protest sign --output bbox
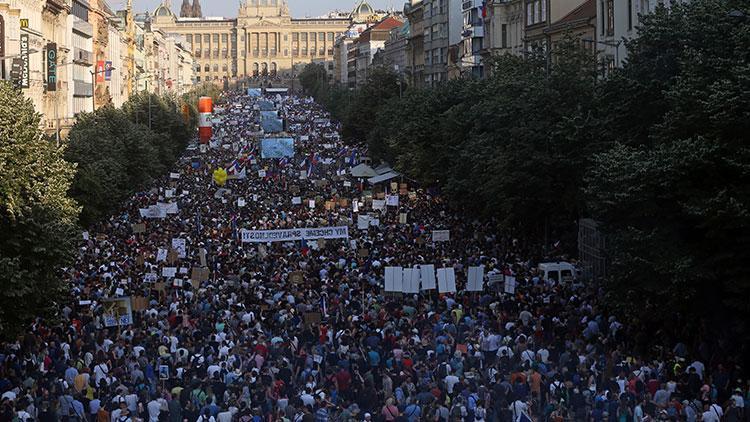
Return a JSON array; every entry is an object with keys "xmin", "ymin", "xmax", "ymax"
[
  {"xmin": 357, "ymin": 215, "xmax": 370, "ymax": 230},
  {"xmin": 191, "ymin": 267, "xmax": 210, "ymax": 283},
  {"xmin": 420, "ymin": 265, "xmax": 436, "ymax": 290},
  {"xmin": 467, "ymin": 266, "xmax": 485, "ymax": 292},
  {"xmin": 289, "ymin": 271, "xmax": 304, "ymax": 283},
  {"xmin": 82, "ymin": 231, "xmax": 90, "ymax": 241},
  {"xmin": 399, "ymin": 213, "xmax": 408, "ymax": 224},
  {"xmin": 132, "ymin": 296, "xmax": 149, "ymax": 311},
  {"xmin": 504, "ymin": 276, "xmax": 517, "ymax": 294},
  {"xmin": 102, "ymin": 297, "xmax": 133, "ymax": 327},
  {"xmin": 169, "ymin": 172, "xmax": 180, "ymax": 179},
  {"xmin": 143, "ymin": 273, "xmax": 158, "ymax": 283},
  {"xmin": 386, "ymin": 195, "xmax": 399, "ymax": 207},
  {"xmin": 384, "ymin": 267, "xmax": 403, "ymax": 292},
  {"xmin": 488, "ymin": 273, "xmax": 504, "ymax": 288},
  {"xmin": 304, "ymin": 312, "xmax": 322, "ymax": 327},
  {"xmin": 171, "ymin": 238, "xmax": 187, "ymax": 258},
  {"xmin": 437, "ymin": 268, "xmax": 457, "ymax": 293},
  {"xmin": 158, "ymin": 202, "xmax": 179, "ymax": 214},
  {"xmin": 139, "ymin": 205, "xmax": 166, "ymax": 219},
  {"xmin": 432, "ymin": 230, "xmax": 451, "ymax": 242},
  {"xmin": 402, "ymin": 268, "xmax": 421, "ymax": 294},
  {"xmin": 156, "ymin": 248, "xmax": 167, "ymax": 262},
  {"xmin": 292, "ymin": 196, "xmax": 302, "ymax": 205},
  {"xmin": 308, "ymin": 199, "xmax": 315, "ymax": 209},
  {"xmin": 237, "ymin": 198, "xmax": 246, "ymax": 207},
  {"xmin": 372, "ymin": 199, "xmax": 385, "ymax": 211},
  {"xmin": 162, "ymin": 267, "xmax": 177, "ymax": 278},
  {"xmin": 241, "ymin": 226, "xmax": 349, "ymax": 243},
  {"xmin": 132, "ymin": 223, "xmax": 146, "ymax": 234}
]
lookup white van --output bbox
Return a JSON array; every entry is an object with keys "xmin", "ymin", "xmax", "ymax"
[{"xmin": 538, "ymin": 262, "xmax": 579, "ymax": 282}]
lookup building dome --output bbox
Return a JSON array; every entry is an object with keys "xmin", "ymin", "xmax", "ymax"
[
  {"xmin": 154, "ymin": 2, "xmax": 175, "ymax": 18},
  {"xmin": 351, "ymin": 1, "xmax": 376, "ymax": 22}
]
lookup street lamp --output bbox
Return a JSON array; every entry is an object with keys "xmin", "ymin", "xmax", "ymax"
[{"xmin": 90, "ymin": 66, "xmax": 116, "ymax": 112}]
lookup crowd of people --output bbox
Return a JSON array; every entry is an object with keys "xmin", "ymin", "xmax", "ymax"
[{"xmin": 0, "ymin": 90, "xmax": 747, "ymax": 422}]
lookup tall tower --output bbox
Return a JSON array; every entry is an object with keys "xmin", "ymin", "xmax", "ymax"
[
  {"xmin": 179, "ymin": 0, "xmax": 192, "ymax": 17},
  {"xmin": 191, "ymin": 0, "xmax": 202, "ymax": 18}
]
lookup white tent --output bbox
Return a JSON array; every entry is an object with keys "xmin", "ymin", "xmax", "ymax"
[{"xmin": 350, "ymin": 163, "xmax": 378, "ymax": 178}]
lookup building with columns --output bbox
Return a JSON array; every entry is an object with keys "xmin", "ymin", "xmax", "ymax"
[{"xmin": 151, "ymin": 0, "xmax": 354, "ymax": 84}]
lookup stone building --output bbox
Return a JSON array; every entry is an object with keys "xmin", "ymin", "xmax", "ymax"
[{"xmin": 151, "ymin": 0, "xmax": 354, "ymax": 84}]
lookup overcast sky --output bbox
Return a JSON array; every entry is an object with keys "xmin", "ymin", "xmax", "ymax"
[{"xmin": 127, "ymin": 0, "xmax": 397, "ymax": 18}]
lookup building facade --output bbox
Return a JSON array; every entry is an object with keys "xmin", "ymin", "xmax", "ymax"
[
  {"xmin": 404, "ymin": 0, "xmax": 425, "ymax": 86},
  {"xmin": 596, "ymin": 0, "xmax": 665, "ymax": 68},
  {"xmin": 460, "ymin": 0, "xmax": 485, "ymax": 78},
  {"xmin": 382, "ymin": 22, "xmax": 409, "ymax": 76},
  {"xmin": 151, "ymin": 0, "xmax": 352, "ymax": 84},
  {"xmin": 482, "ymin": 0, "xmax": 525, "ymax": 60},
  {"xmin": 353, "ymin": 16, "xmax": 402, "ymax": 86}
]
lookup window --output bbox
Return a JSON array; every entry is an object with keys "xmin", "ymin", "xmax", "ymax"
[
  {"xmin": 213, "ymin": 34, "xmax": 219, "ymax": 43},
  {"xmin": 72, "ymin": 0, "xmax": 88, "ymax": 21},
  {"xmin": 600, "ymin": 0, "xmax": 605, "ymax": 35},
  {"xmin": 186, "ymin": 34, "xmax": 193, "ymax": 44},
  {"xmin": 424, "ymin": 28, "xmax": 430, "ymax": 41},
  {"xmin": 328, "ymin": 32, "xmax": 334, "ymax": 41},
  {"xmin": 222, "ymin": 64, "xmax": 228, "ymax": 72},
  {"xmin": 195, "ymin": 63, "xmax": 201, "ymax": 72},
  {"xmin": 318, "ymin": 32, "xmax": 325, "ymax": 41},
  {"xmin": 204, "ymin": 64, "xmax": 210, "ymax": 72},
  {"xmin": 301, "ymin": 33, "xmax": 307, "ymax": 42},
  {"xmin": 628, "ymin": 0, "xmax": 633, "ymax": 30},
  {"xmin": 606, "ymin": 0, "xmax": 614, "ymax": 35},
  {"xmin": 292, "ymin": 32, "xmax": 299, "ymax": 42},
  {"xmin": 204, "ymin": 50, "xmax": 210, "ymax": 58},
  {"xmin": 221, "ymin": 34, "xmax": 228, "ymax": 43},
  {"xmin": 213, "ymin": 64, "xmax": 218, "ymax": 72},
  {"xmin": 501, "ymin": 24, "xmax": 508, "ymax": 48},
  {"xmin": 195, "ymin": 34, "xmax": 202, "ymax": 43},
  {"xmin": 541, "ymin": 0, "xmax": 546, "ymax": 22},
  {"xmin": 526, "ymin": 2, "xmax": 534, "ymax": 25},
  {"xmin": 196, "ymin": 76, "xmax": 200, "ymax": 82}
]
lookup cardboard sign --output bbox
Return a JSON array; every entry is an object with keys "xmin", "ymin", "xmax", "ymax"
[
  {"xmin": 191, "ymin": 267, "xmax": 210, "ymax": 283},
  {"xmin": 154, "ymin": 282, "xmax": 166, "ymax": 292},
  {"xmin": 324, "ymin": 201, "xmax": 336, "ymax": 211},
  {"xmin": 339, "ymin": 199, "xmax": 349, "ymax": 207},
  {"xmin": 289, "ymin": 271, "xmax": 304, "ymax": 283},
  {"xmin": 136, "ymin": 255, "xmax": 145, "ymax": 267},
  {"xmin": 304, "ymin": 312, "xmax": 322, "ymax": 327},
  {"xmin": 167, "ymin": 249, "xmax": 179, "ymax": 265},
  {"xmin": 308, "ymin": 199, "xmax": 315, "ymax": 209},
  {"xmin": 317, "ymin": 238, "xmax": 326, "ymax": 249},
  {"xmin": 132, "ymin": 296, "xmax": 149, "ymax": 311},
  {"xmin": 372, "ymin": 200, "xmax": 385, "ymax": 211},
  {"xmin": 132, "ymin": 223, "xmax": 146, "ymax": 234},
  {"xmin": 292, "ymin": 196, "xmax": 302, "ymax": 205},
  {"xmin": 390, "ymin": 182, "xmax": 398, "ymax": 192},
  {"xmin": 399, "ymin": 213, "xmax": 408, "ymax": 224}
]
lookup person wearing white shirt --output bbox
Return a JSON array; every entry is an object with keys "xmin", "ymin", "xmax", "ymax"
[
  {"xmin": 497, "ymin": 345, "xmax": 514, "ymax": 360},
  {"xmin": 216, "ymin": 406, "xmax": 238, "ymax": 422},
  {"xmin": 444, "ymin": 374, "xmax": 460, "ymax": 394},
  {"xmin": 147, "ymin": 398, "xmax": 162, "ymax": 422},
  {"xmin": 510, "ymin": 399, "xmax": 529, "ymax": 422}
]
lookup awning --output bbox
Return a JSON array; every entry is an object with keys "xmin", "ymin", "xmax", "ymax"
[
  {"xmin": 350, "ymin": 163, "xmax": 378, "ymax": 178},
  {"xmin": 367, "ymin": 171, "xmax": 400, "ymax": 184}
]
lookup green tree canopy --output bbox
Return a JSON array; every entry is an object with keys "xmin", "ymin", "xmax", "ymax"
[{"xmin": 0, "ymin": 81, "xmax": 80, "ymax": 335}]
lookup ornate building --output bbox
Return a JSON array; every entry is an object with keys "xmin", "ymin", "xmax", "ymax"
[{"xmin": 151, "ymin": 0, "xmax": 358, "ymax": 83}]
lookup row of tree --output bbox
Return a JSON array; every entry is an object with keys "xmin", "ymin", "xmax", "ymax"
[
  {"xmin": 0, "ymin": 82, "xmax": 219, "ymax": 335},
  {"xmin": 301, "ymin": 0, "xmax": 750, "ymax": 351}
]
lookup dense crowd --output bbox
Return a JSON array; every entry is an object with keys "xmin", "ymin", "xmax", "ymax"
[{"xmin": 0, "ymin": 91, "xmax": 747, "ymax": 422}]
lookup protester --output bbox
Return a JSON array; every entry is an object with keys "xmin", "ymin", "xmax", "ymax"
[{"xmin": 0, "ymin": 90, "xmax": 745, "ymax": 422}]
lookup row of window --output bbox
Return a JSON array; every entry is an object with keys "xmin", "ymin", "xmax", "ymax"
[
  {"xmin": 423, "ymin": 23, "xmax": 448, "ymax": 42},
  {"xmin": 424, "ymin": 47, "xmax": 447, "ymax": 66},
  {"xmin": 526, "ymin": 0, "xmax": 547, "ymax": 26}
]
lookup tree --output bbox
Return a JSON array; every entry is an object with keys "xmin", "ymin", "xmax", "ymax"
[
  {"xmin": 299, "ymin": 63, "xmax": 329, "ymax": 97},
  {"xmin": 0, "ymin": 81, "xmax": 80, "ymax": 335},
  {"xmin": 585, "ymin": 0, "xmax": 750, "ymax": 344},
  {"xmin": 342, "ymin": 67, "xmax": 400, "ymax": 144},
  {"xmin": 66, "ymin": 107, "xmax": 169, "ymax": 225}
]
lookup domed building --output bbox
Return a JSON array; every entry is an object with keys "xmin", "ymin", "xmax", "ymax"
[{"xmin": 350, "ymin": 1, "xmax": 379, "ymax": 23}]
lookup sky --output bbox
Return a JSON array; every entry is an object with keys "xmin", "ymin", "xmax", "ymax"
[{"xmin": 126, "ymin": 0, "xmax": 396, "ymax": 18}]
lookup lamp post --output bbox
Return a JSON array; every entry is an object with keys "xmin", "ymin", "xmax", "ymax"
[{"xmin": 90, "ymin": 66, "xmax": 116, "ymax": 112}]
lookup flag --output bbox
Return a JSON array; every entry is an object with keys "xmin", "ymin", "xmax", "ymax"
[{"xmin": 348, "ymin": 149, "xmax": 358, "ymax": 166}]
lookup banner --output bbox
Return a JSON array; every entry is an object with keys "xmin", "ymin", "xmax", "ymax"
[
  {"xmin": 420, "ymin": 265, "xmax": 437, "ymax": 290},
  {"xmin": 261, "ymin": 138, "xmax": 295, "ymax": 158},
  {"xmin": 241, "ymin": 226, "xmax": 349, "ymax": 243},
  {"xmin": 104, "ymin": 61, "xmax": 112, "ymax": 81},
  {"xmin": 96, "ymin": 61, "xmax": 105, "ymax": 83},
  {"xmin": 19, "ymin": 33, "xmax": 29, "ymax": 88},
  {"xmin": 46, "ymin": 43, "xmax": 57, "ymax": 91},
  {"xmin": 402, "ymin": 268, "xmax": 421, "ymax": 294},
  {"xmin": 139, "ymin": 205, "xmax": 167, "ymax": 219}
]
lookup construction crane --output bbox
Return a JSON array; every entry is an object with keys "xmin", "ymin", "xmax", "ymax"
[{"xmin": 126, "ymin": 0, "xmax": 135, "ymax": 96}]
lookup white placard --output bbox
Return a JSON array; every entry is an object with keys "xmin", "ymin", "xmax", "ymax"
[
  {"xmin": 402, "ymin": 268, "xmax": 421, "ymax": 294},
  {"xmin": 139, "ymin": 205, "xmax": 166, "ymax": 219},
  {"xmin": 386, "ymin": 195, "xmax": 399, "ymax": 207},
  {"xmin": 165, "ymin": 189, "xmax": 175, "ymax": 198},
  {"xmin": 237, "ymin": 198, "xmax": 246, "ymax": 207},
  {"xmin": 384, "ymin": 267, "xmax": 404, "ymax": 292},
  {"xmin": 488, "ymin": 273, "xmax": 504, "ymax": 287},
  {"xmin": 372, "ymin": 199, "xmax": 386, "ymax": 211},
  {"xmin": 432, "ymin": 230, "xmax": 451, "ymax": 242},
  {"xmin": 143, "ymin": 273, "xmax": 158, "ymax": 283},
  {"xmin": 82, "ymin": 231, "xmax": 90, "ymax": 241},
  {"xmin": 258, "ymin": 170, "xmax": 267, "ymax": 178},
  {"xmin": 170, "ymin": 172, "xmax": 180, "ymax": 179},
  {"xmin": 158, "ymin": 202, "xmax": 179, "ymax": 215},
  {"xmin": 437, "ymin": 267, "xmax": 457, "ymax": 293},
  {"xmin": 292, "ymin": 196, "xmax": 302, "ymax": 205},
  {"xmin": 162, "ymin": 267, "xmax": 177, "ymax": 278},
  {"xmin": 357, "ymin": 215, "xmax": 370, "ymax": 230},
  {"xmin": 156, "ymin": 248, "xmax": 168, "ymax": 262},
  {"xmin": 171, "ymin": 238, "xmax": 187, "ymax": 259},
  {"xmin": 420, "ymin": 265, "xmax": 436, "ymax": 290},
  {"xmin": 467, "ymin": 265, "xmax": 485, "ymax": 292},
  {"xmin": 241, "ymin": 226, "xmax": 349, "ymax": 243},
  {"xmin": 504, "ymin": 276, "xmax": 517, "ymax": 294},
  {"xmin": 344, "ymin": 181, "xmax": 352, "ymax": 187},
  {"xmin": 370, "ymin": 218, "xmax": 380, "ymax": 227},
  {"xmin": 308, "ymin": 199, "xmax": 315, "ymax": 209},
  {"xmin": 353, "ymin": 201, "xmax": 359, "ymax": 213}
]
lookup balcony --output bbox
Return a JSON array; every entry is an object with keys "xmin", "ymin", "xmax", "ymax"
[
  {"xmin": 73, "ymin": 80, "xmax": 93, "ymax": 97},
  {"xmin": 462, "ymin": 0, "xmax": 482, "ymax": 11},
  {"xmin": 73, "ymin": 47, "xmax": 93, "ymax": 65},
  {"xmin": 462, "ymin": 25, "xmax": 484, "ymax": 38}
]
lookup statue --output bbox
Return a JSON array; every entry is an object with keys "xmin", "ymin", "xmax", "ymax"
[{"xmin": 281, "ymin": 0, "xmax": 289, "ymax": 16}]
